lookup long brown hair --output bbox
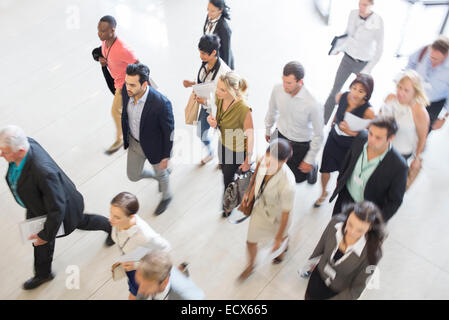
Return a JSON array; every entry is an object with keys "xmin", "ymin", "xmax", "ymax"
[{"xmin": 341, "ymin": 201, "xmax": 387, "ymax": 265}]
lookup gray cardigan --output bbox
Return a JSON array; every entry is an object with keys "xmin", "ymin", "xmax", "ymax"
[{"xmin": 309, "ymin": 216, "xmax": 379, "ymax": 300}]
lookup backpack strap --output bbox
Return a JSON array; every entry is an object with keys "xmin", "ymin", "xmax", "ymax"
[{"xmin": 418, "ymin": 46, "xmax": 429, "ymax": 63}]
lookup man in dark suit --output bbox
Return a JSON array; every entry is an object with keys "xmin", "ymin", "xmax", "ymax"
[
  {"xmin": 329, "ymin": 116, "xmax": 408, "ymax": 222},
  {"xmin": 122, "ymin": 63, "xmax": 175, "ymax": 215},
  {"xmin": 0, "ymin": 125, "xmax": 113, "ymax": 290}
]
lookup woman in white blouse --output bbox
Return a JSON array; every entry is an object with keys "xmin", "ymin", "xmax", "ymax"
[
  {"xmin": 183, "ymin": 34, "xmax": 231, "ymax": 165},
  {"xmin": 381, "ymin": 70, "xmax": 429, "ymax": 188},
  {"xmin": 109, "ymin": 192, "xmax": 171, "ymax": 300},
  {"xmin": 239, "ymin": 139, "xmax": 296, "ymax": 281},
  {"xmin": 323, "ymin": 0, "xmax": 384, "ymax": 124}
]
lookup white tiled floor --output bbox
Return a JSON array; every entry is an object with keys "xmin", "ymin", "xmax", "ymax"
[{"xmin": 0, "ymin": 0, "xmax": 448, "ymax": 300}]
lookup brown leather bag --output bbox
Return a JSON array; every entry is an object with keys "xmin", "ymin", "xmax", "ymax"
[
  {"xmin": 185, "ymin": 92, "xmax": 199, "ymax": 125},
  {"xmin": 238, "ymin": 160, "xmax": 262, "ymax": 216}
]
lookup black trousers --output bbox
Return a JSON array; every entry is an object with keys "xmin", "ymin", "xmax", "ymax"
[
  {"xmin": 34, "ymin": 213, "xmax": 111, "ymax": 277},
  {"xmin": 218, "ymin": 143, "xmax": 246, "ymax": 210},
  {"xmin": 427, "ymin": 98, "xmax": 446, "ymax": 132},
  {"xmin": 276, "ymin": 130, "xmax": 311, "ymax": 183},
  {"xmin": 332, "ymin": 186, "xmax": 355, "ymax": 217}
]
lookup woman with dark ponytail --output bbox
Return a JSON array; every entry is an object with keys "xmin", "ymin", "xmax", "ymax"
[
  {"xmin": 204, "ymin": 0, "xmax": 235, "ymax": 69},
  {"xmin": 302, "ymin": 201, "xmax": 386, "ymax": 300}
]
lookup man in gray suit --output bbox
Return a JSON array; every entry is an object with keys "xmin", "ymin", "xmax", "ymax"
[{"xmin": 134, "ymin": 250, "xmax": 205, "ymax": 300}]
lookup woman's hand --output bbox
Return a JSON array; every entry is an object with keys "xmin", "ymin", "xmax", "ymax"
[
  {"xmin": 196, "ymin": 96, "xmax": 207, "ymax": 105},
  {"xmin": 183, "ymin": 80, "xmax": 195, "ymax": 88},
  {"xmin": 122, "ymin": 261, "xmax": 136, "ymax": 272},
  {"xmin": 239, "ymin": 160, "xmax": 250, "ymax": 173},
  {"xmin": 410, "ymin": 157, "xmax": 422, "ymax": 171},
  {"xmin": 207, "ymin": 114, "xmax": 217, "ymax": 128},
  {"xmin": 339, "ymin": 120, "xmax": 350, "ymax": 133}
]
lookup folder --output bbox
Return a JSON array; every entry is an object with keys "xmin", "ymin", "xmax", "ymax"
[{"xmin": 329, "ymin": 34, "xmax": 348, "ymax": 55}]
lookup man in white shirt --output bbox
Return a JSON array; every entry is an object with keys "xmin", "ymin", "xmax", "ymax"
[
  {"xmin": 265, "ymin": 61, "xmax": 324, "ymax": 184},
  {"xmin": 323, "ymin": 0, "xmax": 384, "ymax": 124}
]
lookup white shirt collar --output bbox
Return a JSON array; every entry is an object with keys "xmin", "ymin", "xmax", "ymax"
[
  {"xmin": 152, "ymin": 279, "xmax": 171, "ymax": 300},
  {"xmin": 208, "ymin": 14, "xmax": 222, "ymax": 24},
  {"xmin": 131, "ymin": 86, "xmax": 149, "ymax": 106},
  {"xmin": 334, "ymin": 222, "xmax": 366, "ymax": 257}
]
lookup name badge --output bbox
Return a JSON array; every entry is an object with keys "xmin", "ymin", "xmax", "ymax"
[
  {"xmin": 353, "ymin": 175, "xmax": 364, "ymax": 187},
  {"xmin": 324, "ymin": 263, "xmax": 337, "ymax": 281}
]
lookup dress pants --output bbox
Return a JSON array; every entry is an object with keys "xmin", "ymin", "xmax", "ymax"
[
  {"xmin": 331, "ymin": 186, "xmax": 355, "ymax": 217},
  {"xmin": 197, "ymin": 107, "xmax": 213, "ymax": 156},
  {"xmin": 34, "ymin": 213, "xmax": 111, "ymax": 277},
  {"xmin": 323, "ymin": 53, "xmax": 368, "ymax": 124},
  {"xmin": 275, "ymin": 130, "xmax": 311, "ymax": 183},
  {"xmin": 426, "ymin": 98, "xmax": 446, "ymax": 132},
  {"xmin": 218, "ymin": 143, "xmax": 246, "ymax": 209},
  {"xmin": 127, "ymin": 135, "xmax": 171, "ymax": 200},
  {"xmin": 111, "ymin": 88, "xmax": 123, "ymax": 141}
]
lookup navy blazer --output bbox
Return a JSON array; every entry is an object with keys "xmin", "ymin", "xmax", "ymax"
[
  {"xmin": 5, "ymin": 138, "xmax": 85, "ymax": 241},
  {"xmin": 329, "ymin": 131, "xmax": 408, "ymax": 222},
  {"xmin": 203, "ymin": 16, "xmax": 234, "ymax": 70},
  {"xmin": 121, "ymin": 85, "xmax": 175, "ymax": 165}
]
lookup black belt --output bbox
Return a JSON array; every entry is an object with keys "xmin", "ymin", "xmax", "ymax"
[
  {"xmin": 344, "ymin": 53, "xmax": 367, "ymax": 64},
  {"xmin": 277, "ymin": 130, "xmax": 310, "ymax": 146}
]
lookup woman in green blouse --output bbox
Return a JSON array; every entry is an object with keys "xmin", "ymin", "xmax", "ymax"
[{"xmin": 207, "ymin": 71, "xmax": 254, "ymax": 217}]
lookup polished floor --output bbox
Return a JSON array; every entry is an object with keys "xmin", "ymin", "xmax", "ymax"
[{"xmin": 0, "ymin": 0, "xmax": 448, "ymax": 300}]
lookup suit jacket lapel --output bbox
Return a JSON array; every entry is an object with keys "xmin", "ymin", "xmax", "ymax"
[
  {"xmin": 364, "ymin": 149, "xmax": 393, "ymax": 195},
  {"xmin": 139, "ymin": 87, "xmax": 154, "ymax": 137}
]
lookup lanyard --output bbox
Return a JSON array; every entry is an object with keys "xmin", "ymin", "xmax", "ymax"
[
  {"xmin": 104, "ymin": 36, "xmax": 117, "ymax": 62},
  {"xmin": 115, "ymin": 228, "xmax": 132, "ymax": 255}
]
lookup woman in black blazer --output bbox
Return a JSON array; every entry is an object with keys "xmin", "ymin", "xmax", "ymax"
[{"xmin": 203, "ymin": 0, "xmax": 234, "ymax": 70}]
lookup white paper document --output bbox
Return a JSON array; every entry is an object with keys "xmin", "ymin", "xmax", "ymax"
[
  {"xmin": 193, "ymin": 82, "xmax": 216, "ymax": 98},
  {"xmin": 344, "ymin": 112, "xmax": 371, "ymax": 132},
  {"xmin": 117, "ymin": 246, "xmax": 152, "ymax": 263},
  {"xmin": 255, "ymin": 238, "xmax": 289, "ymax": 269},
  {"xmin": 19, "ymin": 215, "xmax": 65, "ymax": 244}
]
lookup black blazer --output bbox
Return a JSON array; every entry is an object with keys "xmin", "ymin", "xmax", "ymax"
[
  {"xmin": 329, "ymin": 131, "xmax": 408, "ymax": 222},
  {"xmin": 5, "ymin": 138, "xmax": 85, "ymax": 242},
  {"xmin": 122, "ymin": 86, "xmax": 175, "ymax": 165},
  {"xmin": 203, "ymin": 16, "xmax": 234, "ymax": 70}
]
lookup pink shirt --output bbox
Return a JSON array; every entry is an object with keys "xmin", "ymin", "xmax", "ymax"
[{"xmin": 102, "ymin": 37, "xmax": 137, "ymax": 89}]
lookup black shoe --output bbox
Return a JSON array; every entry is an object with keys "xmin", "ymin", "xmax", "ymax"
[
  {"xmin": 23, "ymin": 274, "xmax": 55, "ymax": 290},
  {"xmin": 222, "ymin": 211, "xmax": 230, "ymax": 218},
  {"xmin": 307, "ymin": 164, "xmax": 318, "ymax": 185},
  {"xmin": 105, "ymin": 232, "xmax": 115, "ymax": 247},
  {"xmin": 154, "ymin": 197, "xmax": 172, "ymax": 216}
]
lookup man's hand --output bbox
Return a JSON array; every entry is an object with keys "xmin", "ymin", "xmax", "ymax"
[
  {"xmin": 432, "ymin": 118, "xmax": 446, "ymax": 130},
  {"xmin": 298, "ymin": 161, "xmax": 313, "ymax": 173},
  {"xmin": 29, "ymin": 234, "xmax": 48, "ymax": 246},
  {"xmin": 99, "ymin": 57, "xmax": 107, "ymax": 67},
  {"xmin": 159, "ymin": 158, "xmax": 169, "ymax": 170},
  {"xmin": 265, "ymin": 135, "xmax": 271, "ymax": 143}
]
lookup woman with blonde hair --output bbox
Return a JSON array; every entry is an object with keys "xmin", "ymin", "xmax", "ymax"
[
  {"xmin": 207, "ymin": 71, "xmax": 254, "ymax": 217},
  {"xmin": 381, "ymin": 69, "xmax": 430, "ymax": 188}
]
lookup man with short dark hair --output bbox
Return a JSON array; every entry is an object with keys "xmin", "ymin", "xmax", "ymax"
[
  {"xmin": 329, "ymin": 116, "xmax": 408, "ymax": 222},
  {"xmin": 97, "ymin": 15, "xmax": 139, "ymax": 154},
  {"xmin": 406, "ymin": 36, "xmax": 449, "ymax": 131},
  {"xmin": 265, "ymin": 61, "xmax": 324, "ymax": 184},
  {"xmin": 122, "ymin": 63, "xmax": 174, "ymax": 215}
]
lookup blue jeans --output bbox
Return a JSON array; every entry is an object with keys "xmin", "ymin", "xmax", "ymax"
[{"xmin": 197, "ymin": 107, "xmax": 213, "ymax": 156}]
